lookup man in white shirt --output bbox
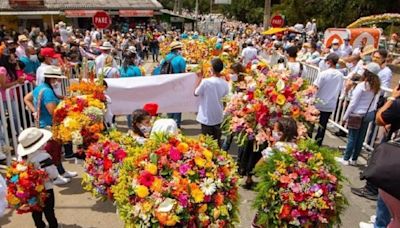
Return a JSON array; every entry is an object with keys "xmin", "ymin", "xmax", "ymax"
[
  {"xmin": 194, "ymin": 58, "xmax": 229, "ymax": 146},
  {"xmin": 339, "ymin": 37, "xmax": 353, "ymax": 57},
  {"xmin": 36, "ymin": 47, "xmax": 60, "ymax": 85},
  {"xmin": 241, "ymin": 39, "xmax": 258, "ymax": 66},
  {"xmin": 330, "ymin": 39, "xmax": 341, "ymax": 57},
  {"xmin": 313, "ymin": 53, "xmax": 344, "ymax": 146},
  {"xmin": 373, "ymin": 49, "xmax": 392, "ymax": 92},
  {"xmin": 95, "ymin": 41, "xmax": 118, "ymax": 76}
]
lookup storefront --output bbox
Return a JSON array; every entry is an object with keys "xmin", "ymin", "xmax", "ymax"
[
  {"xmin": 158, "ymin": 10, "xmax": 196, "ymax": 32},
  {"xmin": 0, "ymin": 0, "xmax": 163, "ymax": 32}
]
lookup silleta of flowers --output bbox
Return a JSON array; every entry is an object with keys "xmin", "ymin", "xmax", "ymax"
[
  {"xmin": 82, "ymin": 140, "xmax": 127, "ymax": 200},
  {"xmin": 112, "ymin": 135, "xmax": 240, "ymax": 227},
  {"xmin": 253, "ymin": 140, "xmax": 348, "ymax": 227},
  {"xmin": 52, "ymin": 81, "xmax": 106, "ymax": 147},
  {"xmin": 223, "ymin": 66, "xmax": 319, "ymax": 146},
  {"xmin": 6, "ymin": 161, "xmax": 48, "ymax": 214}
]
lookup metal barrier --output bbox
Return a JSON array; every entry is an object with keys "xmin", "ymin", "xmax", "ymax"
[
  {"xmin": 4, "ymin": 82, "xmax": 35, "ymax": 160},
  {"xmin": 301, "ymin": 62, "xmax": 320, "ymax": 83}
]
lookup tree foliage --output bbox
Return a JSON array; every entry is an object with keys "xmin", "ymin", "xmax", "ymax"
[{"xmin": 158, "ymin": 0, "xmax": 400, "ymax": 29}]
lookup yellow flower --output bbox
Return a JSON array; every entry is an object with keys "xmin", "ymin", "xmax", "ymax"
[
  {"xmin": 213, "ymin": 209, "xmax": 221, "ymax": 219},
  {"xmin": 177, "ymin": 143, "xmax": 189, "ymax": 153},
  {"xmin": 142, "ymin": 201, "xmax": 153, "ymax": 213},
  {"xmin": 135, "ymin": 185, "xmax": 149, "ymax": 198},
  {"xmin": 191, "ymin": 188, "xmax": 204, "ymax": 203},
  {"xmin": 145, "ymin": 163, "xmax": 158, "ymax": 175},
  {"xmin": 219, "ymin": 205, "xmax": 229, "ymax": 216},
  {"xmin": 315, "ymin": 152, "xmax": 323, "ymax": 161},
  {"xmin": 35, "ymin": 184, "xmax": 44, "ymax": 192},
  {"xmin": 203, "ymin": 149, "xmax": 213, "ymax": 161},
  {"xmin": 194, "ymin": 157, "xmax": 206, "ymax": 168},
  {"xmin": 276, "ymin": 94, "xmax": 286, "ymax": 106}
]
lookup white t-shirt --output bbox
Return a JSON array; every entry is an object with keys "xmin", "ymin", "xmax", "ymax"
[
  {"xmin": 0, "ymin": 175, "xmax": 6, "ymax": 217},
  {"xmin": 195, "ymin": 76, "xmax": 229, "ymax": 126},
  {"xmin": 287, "ymin": 62, "xmax": 302, "ymax": 77},
  {"xmin": 314, "ymin": 68, "xmax": 344, "ymax": 112},
  {"xmin": 378, "ymin": 66, "xmax": 392, "ymax": 90},
  {"xmin": 343, "ymin": 82, "xmax": 379, "ymax": 120},
  {"xmin": 36, "ymin": 63, "xmax": 51, "ymax": 85},
  {"xmin": 28, "ymin": 151, "xmax": 59, "ymax": 190},
  {"xmin": 241, "ymin": 46, "xmax": 258, "ymax": 65}
]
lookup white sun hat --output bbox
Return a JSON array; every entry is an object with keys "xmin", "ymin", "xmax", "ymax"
[{"xmin": 18, "ymin": 128, "xmax": 52, "ymax": 157}]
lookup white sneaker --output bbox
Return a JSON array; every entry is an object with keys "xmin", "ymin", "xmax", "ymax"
[
  {"xmin": 370, "ymin": 215, "xmax": 376, "ymax": 224},
  {"xmin": 335, "ymin": 157, "xmax": 350, "ymax": 166},
  {"xmin": 349, "ymin": 160, "xmax": 358, "ymax": 166},
  {"xmin": 359, "ymin": 222, "xmax": 374, "ymax": 228},
  {"xmin": 53, "ymin": 176, "xmax": 71, "ymax": 185},
  {"xmin": 62, "ymin": 170, "xmax": 78, "ymax": 178},
  {"xmin": 0, "ymin": 152, "xmax": 6, "ymax": 160}
]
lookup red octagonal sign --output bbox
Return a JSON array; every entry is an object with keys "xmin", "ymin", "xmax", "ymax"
[
  {"xmin": 92, "ymin": 11, "xmax": 112, "ymax": 29},
  {"xmin": 271, "ymin": 15, "xmax": 284, "ymax": 28}
]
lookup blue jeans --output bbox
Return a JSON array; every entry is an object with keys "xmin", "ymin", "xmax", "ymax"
[
  {"xmin": 167, "ymin": 113, "xmax": 182, "ymax": 128},
  {"xmin": 375, "ymin": 194, "xmax": 391, "ymax": 228},
  {"xmin": 344, "ymin": 111, "xmax": 375, "ymax": 161}
]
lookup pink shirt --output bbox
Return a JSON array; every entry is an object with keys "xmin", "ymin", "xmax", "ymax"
[{"xmin": 0, "ymin": 67, "xmax": 15, "ymax": 100}]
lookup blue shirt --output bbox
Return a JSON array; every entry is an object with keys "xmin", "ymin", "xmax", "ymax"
[
  {"xmin": 119, "ymin": 65, "xmax": 142, "ymax": 77},
  {"xmin": 19, "ymin": 56, "xmax": 40, "ymax": 74},
  {"xmin": 33, "ymin": 83, "xmax": 60, "ymax": 128},
  {"xmin": 163, "ymin": 52, "xmax": 186, "ymax": 74}
]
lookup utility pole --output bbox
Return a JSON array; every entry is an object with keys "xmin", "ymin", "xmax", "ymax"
[
  {"xmin": 210, "ymin": 0, "xmax": 213, "ymax": 14},
  {"xmin": 178, "ymin": 0, "xmax": 183, "ymax": 15},
  {"xmin": 195, "ymin": 0, "xmax": 199, "ymax": 30},
  {"xmin": 263, "ymin": 0, "xmax": 271, "ymax": 29}
]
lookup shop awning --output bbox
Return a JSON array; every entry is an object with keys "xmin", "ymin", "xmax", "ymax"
[
  {"xmin": 64, "ymin": 10, "xmax": 98, "ymax": 18},
  {"xmin": 0, "ymin": 10, "xmax": 60, "ymax": 15},
  {"xmin": 119, "ymin": 10, "xmax": 154, "ymax": 17}
]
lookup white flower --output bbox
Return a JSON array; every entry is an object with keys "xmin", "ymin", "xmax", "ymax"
[
  {"xmin": 200, "ymin": 178, "xmax": 217, "ymax": 196},
  {"xmin": 157, "ymin": 198, "xmax": 175, "ymax": 213},
  {"xmin": 71, "ymin": 131, "xmax": 83, "ymax": 145},
  {"xmin": 16, "ymin": 164, "xmax": 27, "ymax": 172}
]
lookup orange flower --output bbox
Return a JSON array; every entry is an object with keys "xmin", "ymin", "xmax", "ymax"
[
  {"xmin": 150, "ymin": 177, "xmax": 163, "ymax": 192},
  {"xmin": 177, "ymin": 143, "xmax": 189, "ymax": 153},
  {"xmin": 291, "ymin": 106, "xmax": 300, "ymax": 118},
  {"xmin": 214, "ymin": 192, "xmax": 224, "ymax": 206},
  {"xmin": 198, "ymin": 204, "xmax": 207, "ymax": 213},
  {"xmin": 279, "ymin": 175, "xmax": 291, "ymax": 184}
]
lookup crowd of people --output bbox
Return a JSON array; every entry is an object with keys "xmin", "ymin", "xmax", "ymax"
[{"xmin": 0, "ymin": 16, "xmax": 399, "ymax": 228}]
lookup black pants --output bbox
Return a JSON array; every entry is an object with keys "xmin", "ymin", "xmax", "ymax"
[
  {"xmin": 238, "ymin": 140, "xmax": 265, "ymax": 176},
  {"xmin": 32, "ymin": 189, "xmax": 58, "ymax": 228},
  {"xmin": 201, "ymin": 124, "xmax": 222, "ymax": 146},
  {"xmin": 315, "ymin": 111, "xmax": 332, "ymax": 146}
]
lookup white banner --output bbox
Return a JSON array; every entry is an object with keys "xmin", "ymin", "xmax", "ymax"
[{"xmin": 104, "ymin": 73, "xmax": 199, "ymax": 115}]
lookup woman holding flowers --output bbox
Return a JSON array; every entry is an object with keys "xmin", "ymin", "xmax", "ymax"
[{"xmin": 24, "ymin": 66, "xmax": 77, "ymax": 185}]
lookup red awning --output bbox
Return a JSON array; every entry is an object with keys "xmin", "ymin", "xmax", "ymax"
[
  {"xmin": 65, "ymin": 10, "xmax": 98, "ymax": 18},
  {"xmin": 119, "ymin": 10, "xmax": 154, "ymax": 17}
]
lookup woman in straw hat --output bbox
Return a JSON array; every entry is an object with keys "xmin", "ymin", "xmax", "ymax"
[
  {"xmin": 18, "ymin": 127, "xmax": 59, "ymax": 228},
  {"xmin": 24, "ymin": 66, "xmax": 77, "ymax": 185}
]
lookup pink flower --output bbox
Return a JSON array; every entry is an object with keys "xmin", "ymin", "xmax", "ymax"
[
  {"xmin": 169, "ymin": 147, "xmax": 182, "ymax": 162},
  {"xmin": 178, "ymin": 193, "xmax": 189, "ymax": 207},
  {"xmin": 179, "ymin": 164, "xmax": 190, "ymax": 175}
]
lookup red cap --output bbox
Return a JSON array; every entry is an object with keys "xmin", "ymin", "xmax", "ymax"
[
  {"xmin": 143, "ymin": 103, "xmax": 158, "ymax": 116},
  {"xmin": 40, "ymin": 47, "xmax": 60, "ymax": 58}
]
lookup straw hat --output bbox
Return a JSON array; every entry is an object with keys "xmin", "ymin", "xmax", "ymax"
[
  {"xmin": 99, "ymin": 41, "xmax": 113, "ymax": 50},
  {"xmin": 127, "ymin": 46, "xmax": 137, "ymax": 54},
  {"xmin": 361, "ymin": 45, "xmax": 377, "ymax": 57},
  {"xmin": 18, "ymin": 35, "xmax": 28, "ymax": 42},
  {"xmin": 44, "ymin": 66, "xmax": 66, "ymax": 79},
  {"xmin": 170, "ymin": 41, "xmax": 183, "ymax": 51},
  {"xmin": 18, "ymin": 128, "xmax": 52, "ymax": 157}
]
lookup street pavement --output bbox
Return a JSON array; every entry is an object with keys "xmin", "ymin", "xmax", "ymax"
[
  {"xmin": 0, "ymin": 61, "xmax": 378, "ymax": 227},
  {"xmin": 0, "ymin": 113, "xmax": 376, "ymax": 228}
]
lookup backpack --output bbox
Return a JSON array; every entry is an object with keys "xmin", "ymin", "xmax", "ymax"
[{"xmin": 160, "ymin": 55, "xmax": 177, "ymax": 75}]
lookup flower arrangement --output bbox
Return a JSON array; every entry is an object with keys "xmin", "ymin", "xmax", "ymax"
[
  {"xmin": 68, "ymin": 81, "xmax": 106, "ymax": 102},
  {"xmin": 52, "ymin": 94, "xmax": 106, "ymax": 147},
  {"xmin": 222, "ymin": 67, "xmax": 319, "ymax": 146},
  {"xmin": 82, "ymin": 140, "xmax": 127, "ymax": 200},
  {"xmin": 253, "ymin": 140, "xmax": 348, "ymax": 227},
  {"xmin": 6, "ymin": 161, "xmax": 48, "ymax": 214},
  {"xmin": 112, "ymin": 135, "xmax": 240, "ymax": 227}
]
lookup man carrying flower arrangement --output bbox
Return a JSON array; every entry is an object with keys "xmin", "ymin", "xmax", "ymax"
[{"xmin": 194, "ymin": 58, "xmax": 229, "ymax": 147}]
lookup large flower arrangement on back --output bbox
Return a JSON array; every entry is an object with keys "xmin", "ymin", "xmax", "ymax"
[
  {"xmin": 52, "ymin": 81, "xmax": 106, "ymax": 147},
  {"xmin": 6, "ymin": 161, "xmax": 48, "ymax": 214},
  {"xmin": 253, "ymin": 140, "xmax": 348, "ymax": 227},
  {"xmin": 223, "ymin": 67, "xmax": 320, "ymax": 146},
  {"xmin": 112, "ymin": 135, "xmax": 240, "ymax": 227}
]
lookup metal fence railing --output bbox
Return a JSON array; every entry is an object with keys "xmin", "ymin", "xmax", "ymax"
[{"xmin": 301, "ymin": 62, "xmax": 394, "ymax": 151}]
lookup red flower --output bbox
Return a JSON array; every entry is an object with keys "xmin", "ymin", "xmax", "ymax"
[
  {"xmin": 138, "ymin": 171, "xmax": 155, "ymax": 187},
  {"xmin": 247, "ymin": 91, "xmax": 254, "ymax": 100},
  {"xmin": 169, "ymin": 147, "xmax": 182, "ymax": 162},
  {"xmin": 279, "ymin": 204, "xmax": 292, "ymax": 219},
  {"xmin": 114, "ymin": 149, "xmax": 127, "ymax": 161},
  {"xmin": 103, "ymin": 158, "xmax": 112, "ymax": 171}
]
